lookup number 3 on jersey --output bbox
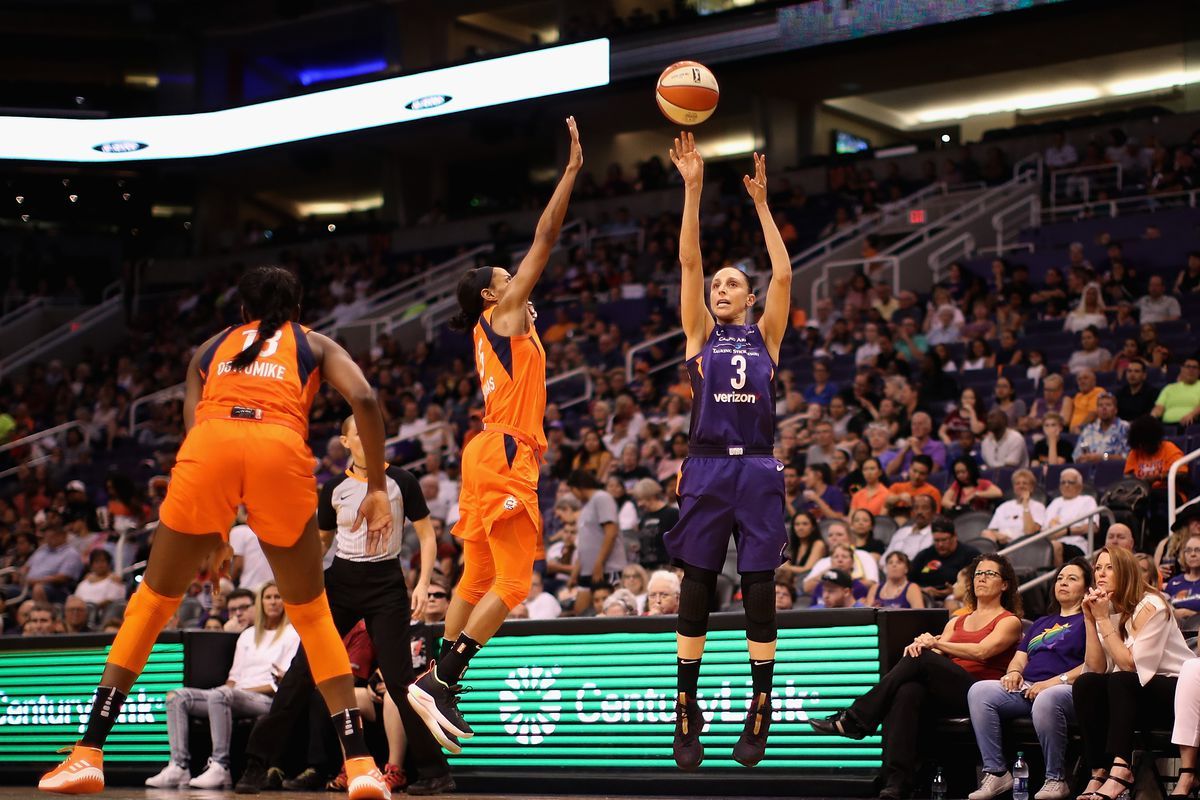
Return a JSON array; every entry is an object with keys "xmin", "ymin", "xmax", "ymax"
[
  {"xmin": 476, "ymin": 336, "xmax": 497, "ymax": 398},
  {"xmin": 730, "ymin": 354, "xmax": 747, "ymax": 390},
  {"xmin": 240, "ymin": 329, "xmax": 282, "ymax": 359}
]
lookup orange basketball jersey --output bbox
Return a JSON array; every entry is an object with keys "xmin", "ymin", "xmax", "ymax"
[
  {"xmin": 473, "ymin": 307, "xmax": 547, "ymax": 450},
  {"xmin": 193, "ymin": 321, "xmax": 320, "ymax": 437}
]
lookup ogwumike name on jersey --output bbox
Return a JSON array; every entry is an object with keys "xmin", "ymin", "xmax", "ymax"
[
  {"xmin": 215, "ymin": 360, "xmax": 288, "ymax": 379},
  {"xmin": 712, "ymin": 391, "xmax": 759, "ymax": 404}
]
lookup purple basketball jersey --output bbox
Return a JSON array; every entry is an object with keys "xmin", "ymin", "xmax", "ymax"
[{"xmin": 687, "ymin": 323, "xmax": 776, "ymax": 451}]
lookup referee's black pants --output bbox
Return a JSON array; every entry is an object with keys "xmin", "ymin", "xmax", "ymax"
[{"xmin": 244, "ymin": 556, "xmax": 450, "ymax": 780}]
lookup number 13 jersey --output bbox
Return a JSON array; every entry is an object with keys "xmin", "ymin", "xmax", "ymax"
[{"xmin": 687, "ymin": 323, "xmax": 776, "ymax": 452}]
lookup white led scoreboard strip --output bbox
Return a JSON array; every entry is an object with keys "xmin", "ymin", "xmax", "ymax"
[{"xmin": 0, "ymin": 38, "xmax": 610, "ymax": 163}]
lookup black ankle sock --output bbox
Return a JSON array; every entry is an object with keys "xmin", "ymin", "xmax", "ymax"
[
  {"xmin": 436, "ymin": 633, "xmax": 481, "ymax": 683},
  {"xmin": 331, "ymin": 708, "xmax": 371, "ymax": 760},
  {"xmin": 749, "ymin": 658, "xmax": 774, "ymax": 699},
  {"xmin": 81, "ymin": 686, "xmax": 126, "ymax": 748},
  {"xmin": 677, "ymin": 657, "xmax": 701, "ymax": 700},
  {"xmin": 438, "ymin": 637, "xmax": 453, "ymax": 661}
]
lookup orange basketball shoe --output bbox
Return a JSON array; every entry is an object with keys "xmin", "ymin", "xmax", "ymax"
[
  {"xmin": 38, "ymin": 744, "xmax": 104, "ymax": 794},
  {"xmin": 344, "ymin": 756, "xmax": 390, "ymax": 800}
]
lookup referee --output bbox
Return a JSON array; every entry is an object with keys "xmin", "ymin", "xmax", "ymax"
[{"xmin": 235, "ymin": 416, "xmax": 453, "ymax": 796}]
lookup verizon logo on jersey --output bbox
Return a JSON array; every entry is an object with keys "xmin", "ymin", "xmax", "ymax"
[
  {"xmin": 713, "ymin": 391, "xmax": 757, "ymax": 403},
  {"xmin": 216, "ymin": 360, "xmax": 288, "ymax": 379}
]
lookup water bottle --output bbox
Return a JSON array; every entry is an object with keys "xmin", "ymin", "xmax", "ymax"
[
  {"xmin": 931, "ymin": 766, "xmax": 947, "ymax": 800},
  {"xmin": 1013, "ymin": 752, "xmax": 1029, "ymax": 800}
]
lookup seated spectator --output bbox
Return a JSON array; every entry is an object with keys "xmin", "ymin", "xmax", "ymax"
[
  {"xmin": 23, "ymin": 603, "xmax": 55, "ymax": 636},
  {"xmin": 803, "ymin": 360, "xmax": 837, "ymax": 407},
  {"xmin": 1068, "ymin": 330, "xmax": 1113, "ymax": 382},
  {"xmin": 983, "ymin": 469, "xmax": 1045, "ymax": 546},
  {"xmin": 146, "ymin": 582, "xmax": 299, "ymax": 789},
  {"xmin": 911, "ymin": 517, "xmax": 981, "ymax": 600},
  {"xmin": 1125, "ymin": 414, "xmax": 1187, "ymax": 491},
  {"xmin": 72, "ymin": 549, "xmax": 127, "ymax": 609},
  {"xmin": 23, "ymin": 523, "xmax": 84, "ymax": 604},
  {"xmin": 1045, "ymin": 468, "xmax": 1099, "ymax": 561},
  {"xmin": 850, "ymin": 457, "xmax": 890, "ymax": 516},
  {"xmin": 883, "ymin": 412, "xmax": 946, "ymax": 479},
  {"xmin": 943, "ymin": 456, "xmax": 1003, "ymax": 515},
  {"xmin": 1068, "ymin": 368, "xmax": 1104, "ymax": 434},
  {"xmin": 966, "ymin": 559, "xmax": 1093, "ymax": 800},
  {"xmin": 884, "ymin": 494, "xmax": 936, "ymax": 560},
  {"xmin": 884, "ymin": 455, "xmax": 943, "ymax": 516},
  {"xmin": 1153, "ymin": 356, "xmax": 1200, "ymax": 426},
  {"xmin": 781, "ymin": 511, "xmax": 827, "ymax": 580},
  {"xmin": 618, "ymin": 565, "xmax": 649, "ymax": 613},
  {"xmin": 222, "ymin": 588, "xmax": 256, "ymax": 633},
  {"xmin": 1031, "ymin": 413, "xmax": 1072, "ymax": 467},
  {"xmin": 1075, "ymin": 547, "xmax": 1192, "ymax": 800},
  {"xmin": 927, "ymin": 305, "xmax": 962, "ymax": 345},
  {"xmin": 848, "ymin": 509, "xmax": 885, "ymax": 559},
  {"xmin": 1064, "ymin": 289, "xmax": 1108, "ymax": 334},
  {"xmin": 774, "ymin": 578, "xmax": 796, "ymax": 611},
  {"xmin": 1116, "ymin": 359, "xmax": 1157, "ymax": 422},
  {"xmin": 810, "ymin": 567, "xmax": 864, "ymax": 609},
  {"xmin": 804, "ymin": 420, "xmax": 843, "ymax": 467},
  {"xmin": 1175, "ymin": 251, "xmax": 1200, "ymax": 295},
  {"xmin": 572, "ymin": 430, "xmax": 614, "ymax": 480},
  {"xmin": 523, "ymin": 571, "xmax": 561, "ymax": 620},
  {"xmin": 1136, "ymin": 274, "xmax": 1181, "ymax": 323},
  {"xmin": 602, "ymin": 588, "xmax": 639, "ymax": 617},
  {"xmin": 803, "ymin": 521, "xmax": 879, "ymax": 592},
  {"xmin": 1020, "ymin": 374, "xmax": 1073, "ymax": 434},
  {"xmin": 865, "ymin": 552, "xmax": 925, "ymax": 609},
  {"xmin": 981, "ymin": 409, "xmax": 1029, "ymax": 470},
  {"xmin": 62, "ymin": 595, "xmax": 92, "ymax": 634},
  {"xmin": 645, "ymin": 570, "xmax": 680, "ymax": 615},
  {"xmin": 1166, "ymin": 534, "xmax": 1200, "ymax": 623},
  {"xmin": 810, "ymin": 554, "xmax": 1023, "ymax": 799},
  {"xmin": 1105, "ymin": 523, "xmax": 1136, "ymax": 552},
  {"xmin": 940, "ymin": 389, "xmax": 987, "ymax": 446},
  {"xmin": 1073, "ymin": 393, "xmax": 1129, "ymax": 463},
  {"xmin": 800, "ymin": 464, "xmax": 848, "ymax": 520}
]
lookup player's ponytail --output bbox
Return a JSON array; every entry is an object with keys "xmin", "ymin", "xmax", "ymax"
[
  {"xmin": 230, "ymin": 266, "xmax": 301, "ymax": 369},
  {"xmin": 449, "ymin": 267, "xmax": 494, "ymax": 332}
]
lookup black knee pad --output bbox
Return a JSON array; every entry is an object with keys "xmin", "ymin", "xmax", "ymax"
[
  {"xmin": 678, "ymin": 564, "xmax": 719, "ymax": 638},
  {"xmin": 740, "ymin": 570, "xmax": 777, "ymax": 644}
]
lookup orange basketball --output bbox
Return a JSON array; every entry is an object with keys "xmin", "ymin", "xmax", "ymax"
[{"xmin": 655, "ymin": 61, "xmax": 719, "ymax": 126}]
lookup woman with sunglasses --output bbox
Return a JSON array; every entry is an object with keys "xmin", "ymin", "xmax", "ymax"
[
  {"xmin": 966, "ymin": 558, "xmax": 1093, "ymax": 800},
  {"xmin": 1072, "ymin": 546, "xmax": 1191, "ymax": 800},
  {"xmin": 811, "ymin": 554, "xmax": 1023, "ymax": 799}
]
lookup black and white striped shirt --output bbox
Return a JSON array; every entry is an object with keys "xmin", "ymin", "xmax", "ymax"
[{"xmin": 318, "ymin": 466, "xmax": 430, "ymax": 562}]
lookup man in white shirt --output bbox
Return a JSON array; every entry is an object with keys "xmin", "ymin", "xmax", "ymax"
[
  {"xmin": 523, "ymin": 572, "xmax": 562, "ymax": 620},
  {"xmin": 981, "ymin": 410, "xmax": 1029, "ymax": 470},
  {"xmin": 230, "ymin": 523, "xmax": 275, "ymax": 594},
  {"xmin": 982, "ymin": 469, "xmax": 1045, "ymax": 546},
  {"xmin": 884, "ymin": 494, "xmax": 935, "ymax": 560},
  {"xmin": 1044, "ymin": 132, "xmax": 1078, "ymax": 169},
  {"xmin": 1044, "ymin": 468, "xmax": 1099, "ymax": 561},
  {"xmin": 802, "ymin": 521, "xmax": 879, "ymax": 594},
  {"xmin": 1136, "ymin": 275, "xmax": 1182, "ymax": 324}
]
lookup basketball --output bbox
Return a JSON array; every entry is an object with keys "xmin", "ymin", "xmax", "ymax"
[{"xmin": 655, "ymin": 61, "xmax": 719, "ymax": 126}]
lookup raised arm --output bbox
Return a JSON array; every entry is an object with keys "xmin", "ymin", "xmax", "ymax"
[
  {"xmin": 309, "ymin": 331, "xmax": 392, "ymax": 544},
  {"xmin": 745, "ymin": 153, "xmax": 792, "ymax": 363},
  {"xmin": 670, "ymin": 131, "xmax": 713, "ymax": 358},
  {"xmin": 494, "ymin": 116, "xmax": 583, "ymax": 332}
]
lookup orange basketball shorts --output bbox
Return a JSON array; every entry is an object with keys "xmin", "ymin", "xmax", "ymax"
[
  {"xmin": 452, "ymin": 430, "xmax": 542, "ymax": 552},
  {"xmin": 159, "ymin": 419, "xmax": 316, "ymax": 546}
]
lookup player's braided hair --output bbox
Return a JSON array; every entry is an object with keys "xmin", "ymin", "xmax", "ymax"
[
  {"xmin": 230, "ymin": 265, "xmax": 300, "ymax": 370},
  {"xmin": 449, "ymin": 267, "xmax": 494, "ymax": 332}
]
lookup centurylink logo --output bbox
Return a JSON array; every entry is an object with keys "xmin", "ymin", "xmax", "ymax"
[{"xmin": 498, "ymin": 666, "xmax": 562, "ymax": 744}]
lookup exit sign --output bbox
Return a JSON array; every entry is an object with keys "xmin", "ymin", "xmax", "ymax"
[{"xmin": 909, "ymin": 209, "xmax": 926, "ymax": 224}]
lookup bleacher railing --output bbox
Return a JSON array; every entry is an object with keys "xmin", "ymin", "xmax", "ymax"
[
  {"xmin": 927, "ymin": 233, "xmax": 976, "ymax": 282},
  {"xmin": 129, "ymin": 383, "xmax": 187, "ymax": 434},
  {"xmin": 1042, "ymin": 186, "xmax": 1200, "ymax": 224},
  {"xmin": 0, "ymin": 282, "xmax": 123, "ymax": 381},
  {"xmin": 0, "ymin": 421, "xmax": 84, "ymax": 474},
  {"xmin": 625, "ymin": 328, "xmax": 686, "ymax": 384},
  {"xmin": 1049, "ymin": 162, "xmax": 1123, "ymax": 209},
  {"xmin": 998, "ymin": 505, "xmax": 1115, "ymax": 594},
  {"xmin": 989, "ymin": 193, "xmax": 1041, "ymax": 256},
  {"xmin": 810, "ymin": 256, "xmax": 899, "ymax": 312}
]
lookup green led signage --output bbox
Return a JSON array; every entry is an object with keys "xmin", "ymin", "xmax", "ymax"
[
  {"xmin": 0, "ymin": 643, "xmax": 184, "ymax": 763},
  {"xmin": 448, "ymin": 625, "xmax": 882, "ymax": 769}
]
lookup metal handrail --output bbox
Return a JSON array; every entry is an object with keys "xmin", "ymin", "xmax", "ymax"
[
  {"xmin": 999, "ymin": 504, "xmax": 1116, "ymax": 593},
  {"xmin": 990, "ymin": 193, "xmax": 1040, "ymax": 254},
  {"xmin": 1042, "ymin": 187, "xmax": 1200, "ymax": 222},
  {"xmin": 0, "ymin": 292, "xmax": 123, "ymax": 379},
  {"xmin": 1050, "ymin": 162, "xmax": 1122, "ymax": 208},
  {"xmin": 545, "ymin": 366, "xmax": 594, "ymax": 411},
  {"xmin": 926, "ymin": 234, "xmax": 975, "ymax": 283},
  {"xmin": 129, "ymin": 384, "xmax": 187, "ymax": 433},
  {"xmin": 625, "ymin": 327, "xmax": 684, "ymax": 383},
  {"xmin": 810, "ymin": 256, "xmax": 900, "ymax": 312},
  {"xmin": 1013, "ymin": 152, "xmax": 1043, "ymax": 184},
  {"xmin": 0, "ymin": 421, "xmax": 83, "ymax": 457},
  {"xmin": 977, "ymin": 242, "xmax": 1035, "ymax": 256},
  {"xmin": 1168, "ymin": 447, "xmax": 1200, "ymax": 531},
  {"xmin": 0, "ymin": 454, "xmax": 50, "ymax": 480},
  {"xmin": 383, "ymin": 422, "xmax": 452, "ymax": 460}
]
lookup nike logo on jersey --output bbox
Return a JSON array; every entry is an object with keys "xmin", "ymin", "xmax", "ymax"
[{"xmin": 712, "ymin": 391, "xmax": 757, "ymax": 403}]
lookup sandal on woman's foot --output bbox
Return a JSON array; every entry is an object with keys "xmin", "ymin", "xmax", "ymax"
[
  {"xmin": 1090, "ymin": 762, "xmax": 1135, "ymax": 800},
  {"xmin": 1168, "ymin": 766, "xmax": 1198, "ymax": 800},
  {"xmin": 1077, "ymin": 774, "xmax": 1106, "ymax": 800}
]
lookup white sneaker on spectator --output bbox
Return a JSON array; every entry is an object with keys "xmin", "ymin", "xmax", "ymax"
[
  {"xmin": 188, "ymin": 759, "xmax": 231, "ymax": 789},
  {"xmin": 1035, "ymin": 778, "xmax": 1072, "ymax": 800},
  {"xmin": 144, "ymin": 761, "xmax": 190, "ymax": 788},
  {"xmin": 968, "ymin": 771, "xmax": 1013, "ymax": 800}
]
